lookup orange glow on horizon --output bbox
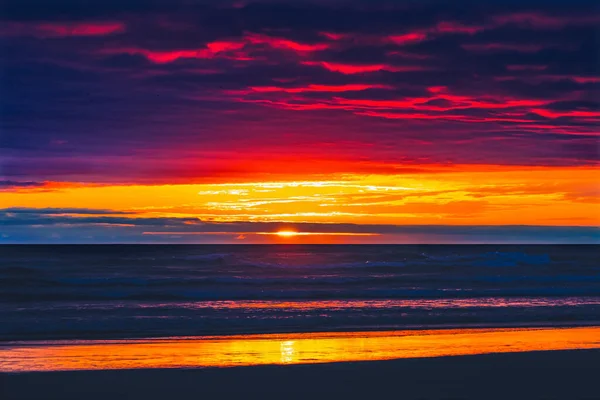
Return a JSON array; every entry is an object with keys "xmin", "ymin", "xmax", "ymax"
[
  {"xmin": 1, "ymin": 165, "xmax": 599, "ymax": 236},
  {"xmin": 257, "ymin": 230, "xmax": 378, "ymax": 237},
  {"xmin": 140, "ymin": 231, "xmax": 379, "ymax": 237},
  {"xmin": 1, "ymin": 327, "xmax": 599, "ymax": 372}
]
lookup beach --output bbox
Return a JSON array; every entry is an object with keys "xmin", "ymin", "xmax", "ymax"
[
  {"xmin": 2, "ymin": 327, "xmax": 600, "ymax": 399},
  {"xmin": 2, "ymin": 349, "xmax": 599, "ymax": 400},
  {"xmin": 2, "ymin": 327, "xmax": 600, "ymax": 372}
]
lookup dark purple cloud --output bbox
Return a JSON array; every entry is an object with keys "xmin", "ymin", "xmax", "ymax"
[{"xmin": 1, "ymin": 207, "xmax": 598, "ymax": 244}]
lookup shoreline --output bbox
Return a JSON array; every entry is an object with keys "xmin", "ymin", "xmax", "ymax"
[
  {"xmin": 2, "ymin": 349, "xmax": 599, "ymax": 400},
  {"xmin": 2, "ymin": 326, "xmax": 599, "ymax": 373}
]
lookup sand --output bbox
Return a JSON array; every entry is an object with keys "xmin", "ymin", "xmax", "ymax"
[{"xmin": 2, "ymin": 349, "xmax": 599, "ymax": 400}]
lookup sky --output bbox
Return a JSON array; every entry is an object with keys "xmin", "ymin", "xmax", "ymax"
[{"xmin": 0, "ymin": 0, "xmax": 599, "ymax": 243}]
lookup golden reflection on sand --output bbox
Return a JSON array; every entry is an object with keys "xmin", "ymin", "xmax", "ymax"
[{"xmin": 1, "ymin": 327, "xmax": 599, "ymax": 372}]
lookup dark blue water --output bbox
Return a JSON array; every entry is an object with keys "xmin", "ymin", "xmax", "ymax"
[{"xmin": 1, "ymin": 245, "xmax": 599, "ymax": 340}]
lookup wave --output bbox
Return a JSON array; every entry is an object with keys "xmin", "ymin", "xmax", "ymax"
[{"xmin": 3, "ymin": 286, "xmax": 600, "ymax": 303}]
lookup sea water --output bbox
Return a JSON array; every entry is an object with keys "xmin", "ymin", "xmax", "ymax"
[{"xmin": 1, "ymin": 245, "xmax": 598, "ymax": 341}]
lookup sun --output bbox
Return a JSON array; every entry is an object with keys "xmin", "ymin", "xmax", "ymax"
[{"xmin": 276, "ymin": 230, "xmax": 299, "ymax": 237}]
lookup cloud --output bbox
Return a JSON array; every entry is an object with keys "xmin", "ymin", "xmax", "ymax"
[
  {"xmin": 388, "ymin": 32, "xmax": 427, "ymax": 45},
  {"xmin": 235, "ymin": 83, "xmax": 392, "ymax": 94},
  {"xmin": 461, "ymin": 43, "xmax": 548, "ymax": 53},
  {"xmin": 2, "ymin": 207, "xmax": 133, "ymax": 215},
  {"xmin": 491, "ymin": 12, "xmax": 600, "ymax": 30},
  {"xmin": 1, "ymin": 207, "xmax": 598, "ymax": 244},
  {"xmin": 0, "ymin": 0, "xmax": 598, "ymax": 184},
  {"xmin": 0, "ymin": 21, "xmax": 125, "ymax": 37},
  {"xmin": 0, "ymin": 208, "xmax": 197, "ymax": 226},
  {"xmin": 243, "ymin": 32, "xmax": 330, "ymax": 52},
  {"xmin": 0, "ymin": 181, "xmax": 46, "ymax": 190}
]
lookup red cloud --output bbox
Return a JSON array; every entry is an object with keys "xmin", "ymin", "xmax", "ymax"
[
  {"xmin": 334, "ymin": 95, "xmax": 548, "ymax": 111},
  {"xmin": 246, "ymin": 84, "xmax": 392, "ymax": 93},
  {"xmin": 104, "ymin": 39, "xmax": 246, "ymax": 63},
  {"xmin": 206, "ymin": 41, "xmax": 245, "ymax": 53},
  {"xmin": 302, "ymin": 61, "xmax": 388, "ymax": 74},
  {"xmin": 532, "ymin": 109, "xmax": 600, "ymax": 119},
  {"xmin": 303, "ymin": 61, "xmax": 428, "ymax": 74},
  {"xmin": 356, "ymin": 111, "xmax": 532, "ymax": 123},
  {"xmin": 228, "ymin": 84, "xmax": 558, "ymax": 128},
  {"xmin": 113, "ymin": 48, "xmax": 214, "ymax": 63},
  {"xmin": 245, "ymin": 33, "xmax": 329, "ymax": 52},
  {"xmin": 103, "ymin": 33, "xmax": 330, "ymax": 63}
]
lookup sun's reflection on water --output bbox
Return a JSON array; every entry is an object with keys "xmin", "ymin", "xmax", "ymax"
[
  {"xmin": 1, "ymin": 326, "xmax": 599, "ymax": 372},
  {"xmin": 280, "ymin": 340, "xmax": 295, "ymax": 363}
]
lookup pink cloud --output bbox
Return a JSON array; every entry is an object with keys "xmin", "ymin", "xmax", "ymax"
[
  {"xmin": 433, "ymin": 21, "xmax": 483, "ymax": 35},
  {"xmin": 0, "ymin": 21, "xmax": 125, "ymax": 37},
  {"xmin": 462, "ymin": 43, "xmax": 547, "ymax": 53},
  {"xmin": 427, "ymin": 86, "xmax": 447, "ymax": 94},
  {"xmin": 386, "ymin": 50, "xmax": 431, "ymax": 60},
  {"xmin": 493, "ymin": 12, "xmax": 600, "ymax": 29},
  {"xmin": 506, "ymin": 65, "xmax": 548, "ymax": 71},
  {"xmin": 388, "ymin": 32, "xmax": 427, "ymax": 45},
  {"xmin": 512, "ymin": 124, "xmax": 600, "ymax": 136},
  {"xmin": 540, "ymin": 75, "xmax": 600, "ymax": 84},
  {"xmin": 319, "ymin": 32, "xmax": 349, "ymax": 40}
]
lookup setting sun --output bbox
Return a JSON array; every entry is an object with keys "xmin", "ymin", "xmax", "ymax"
[{"xmin": 275, "ymin": 230, "xmax": 299, "ymax": 237}]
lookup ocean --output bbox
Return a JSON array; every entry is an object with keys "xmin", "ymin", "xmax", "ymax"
[{"xmin": 1, "ymin": 245, "xmax": 599, "ymax": 341}]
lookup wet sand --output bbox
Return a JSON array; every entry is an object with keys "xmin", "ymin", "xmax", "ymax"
[
  {"xmin": 2, "ymin": 326, "xmax": 599, "ymax": 372},
  {"xmin": 2, "ymin": 349, "xmax": 599, "ymax": 400}
]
